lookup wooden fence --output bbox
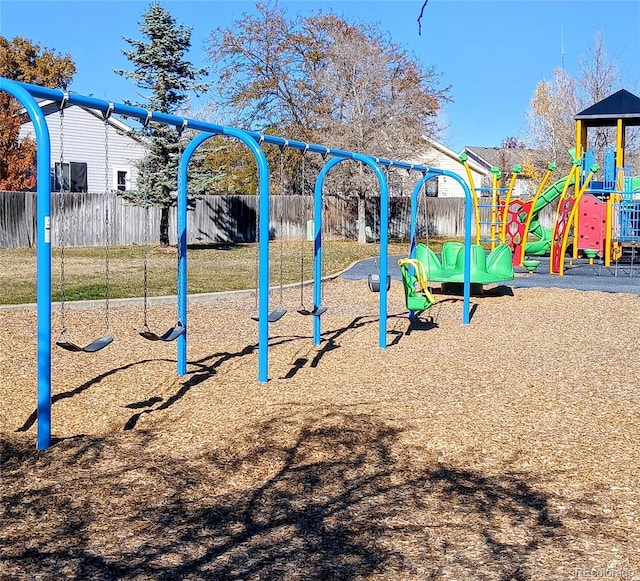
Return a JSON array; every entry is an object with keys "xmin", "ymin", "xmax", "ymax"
[{"xmin": 0, "ymin": 191, "xmax": 555, "ymax": 249}]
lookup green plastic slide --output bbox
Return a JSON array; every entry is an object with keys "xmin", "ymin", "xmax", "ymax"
[{"xmin": 525, "ymin": 176, "xmax": 571, "ymax": 256}]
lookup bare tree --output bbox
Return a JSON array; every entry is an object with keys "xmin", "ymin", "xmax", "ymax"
[
  {"xmin": 526, "ymin": 31, "xmax": 638, "ymax": 174},
  {"xmin": 579, "ymin": 31, "xmax": 620, "ymax": 105},
  {"xmin": 527, "ymin": 68, "xmax": 579, "ymax": 172},
  {"xmin": 206, "ymin": 2, "xmax": 450, "ymax": 242},
  {"xmin": 308, "ymin": 14, "xmax": 448, "ymax": 240}
]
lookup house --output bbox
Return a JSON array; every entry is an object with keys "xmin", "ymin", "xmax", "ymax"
[
  {"xmin": 19, "ymin": 101, "xmax": 145, "ymax": 193},
  {"xmin": 460, "ymin": 146, "xmax": 547, "ymax": 198},
  {"xmin": 399, "ymin": 137, "xmax": 488, "ymax": 198}
]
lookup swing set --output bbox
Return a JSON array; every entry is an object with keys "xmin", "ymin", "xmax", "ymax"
[{"xmin": 3, "ymin": 76, "xmax": 474, "ymax": 451}]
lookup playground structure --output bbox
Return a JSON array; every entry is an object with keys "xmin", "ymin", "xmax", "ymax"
[
  {"xmin": 457, "ymin": 89, "xmax": 640, "ymax": 276},
  {"xmin": 1, "ymin": 77, "xmax": 477, "ymax": 450},
  {"xmin": 565, "ymin": 89, "xmax": 640, "ymax": 274}
]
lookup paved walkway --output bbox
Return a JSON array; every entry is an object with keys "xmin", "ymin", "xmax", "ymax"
[{"xmin": 340, "ymin": 255, "xmax": 640, "ymax": 295}]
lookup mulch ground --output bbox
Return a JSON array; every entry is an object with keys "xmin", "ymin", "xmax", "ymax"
[{"xmin": 1, "ymin": 279, "xmax": 639, "ymax": 580}]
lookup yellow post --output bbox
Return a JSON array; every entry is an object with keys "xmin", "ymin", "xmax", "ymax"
[
  {"xmin": 605, "ymin": 195, "xmax": 615, "ymax": 267},
  {"xmin": 549, "ymin": 161, "xmax": 580, "ymax": 274},
  {"xmin": 571, "ymin": 120, "xmax": 588, "ymax": 263},
  {"xmin": 615, "ymin": 118, "xmax": 625, "ymax": 191},
  {"xmin": 500, "ymin": 164, "xmax": 522, "ymax": 244},
  {"xmin": 572, "ymin": 203, "xmax": 580, "ymax": 262},
  {"xmin": 458, "ymin": 153, "xmax": 482, "ymax": 244},
  {"xmin": 574, "ymin": 119, "xmax": 587, "ymax": 161},
  {"xmin": 552, "ymin": 163, "xmax": 579, "ymax": 232},
  {"xmin": 557, "ymin": 164, "xmax": 600, "ymax": 275},
  {"xmin": 534, "ymin": 164, "xmax": 555, "ymax": 199},
  {"xmin": 490, "ymin": 167, "xmax": 502, "ymax": 251}
]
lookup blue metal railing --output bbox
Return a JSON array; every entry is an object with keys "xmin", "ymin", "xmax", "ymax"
[{"xmin": 613, "ymin": 200, "xmax": 640, "ymax": 243}]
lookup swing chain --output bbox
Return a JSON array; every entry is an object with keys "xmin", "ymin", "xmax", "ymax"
[
  {"xmin": 299, "ymin": 152, "xmax": 307, "ymax": 309},
  {"xmin": 58, "ymin": 101, "xmax": 68, "ymax": 334},
  {"xmin": 176, "ymin": 124, "xmax": 186, "ymax": 315},
  {"xmin": 279, "ymin": 146, "xmax": 285, "ymax": 308},
  {"xmin": 103, "ymin": 109, "xmax": 112, "ymax": 335},
  {"xmin": 253, "ymin": 139, "xmax": 261, "ymax": 316},
  {"xmin": 423, "ymin": 178, "xmax": 430, "ymax": 243},
  {"xmin": 141, "ymin": 123, "xmax": 151, "ymax": 328}
]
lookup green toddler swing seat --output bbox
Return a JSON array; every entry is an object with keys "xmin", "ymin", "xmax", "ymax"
[{"xmin": 397, "ymin": 258, "xmax": 436, "ymax": 313}]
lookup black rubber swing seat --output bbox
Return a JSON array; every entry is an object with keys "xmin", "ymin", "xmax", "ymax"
[
  {"xmin": 139, "ymin": 321, "xmax": 186, "ymax": 342},
  {"xmin": 368, "ymin": 273, "xmax": 391, "ymax": 293},
  {"xmin": 252, "ymin": 308, "xmax": 287, "ymax": 323},
  {"xmin": 56, "ymin": 335, "xmax": 114, "ymax": 353},
  {"xmin": 297, "ymin": 306, "xmax": 327, "ymax": 316}
]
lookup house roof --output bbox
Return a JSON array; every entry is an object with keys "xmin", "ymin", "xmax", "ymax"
[
  {"xmin": 419, "ymin": 137, "xmax": 487, "ymax": 174},
  {"xmin": 30, "ymin": 99, "xmax": 142, "ymax": 139},
  {"xmin": 574, "ymin": 89, "xmax": 640, "ymax": 127},
  {"xmin": 462, "ymin": 146, "xmax": 523, "ymax": 171},
  {"xmin": 462, "ymin": 146, "xmax": 552, "ymax": 176}
]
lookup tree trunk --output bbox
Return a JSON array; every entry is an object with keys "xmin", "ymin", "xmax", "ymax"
[
  {"xmin": 357, "ymin": 192, "xmax": 367, "ymax": 244},
  {"xmin": 159, "ymin": 205, "xmax": 170, "ymax": 247}
]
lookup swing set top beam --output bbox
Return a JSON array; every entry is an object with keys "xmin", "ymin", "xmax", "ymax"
[{"xmin": 8, "ymin": 78, "xmax": 444, "ymax": 176}]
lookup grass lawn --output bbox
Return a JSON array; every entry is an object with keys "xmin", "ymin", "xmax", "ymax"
[{"xmin": 0, "ymin": 238, "xmax": 447, "ymax": 305}]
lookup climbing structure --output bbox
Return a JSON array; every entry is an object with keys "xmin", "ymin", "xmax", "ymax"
[{"xmin": 571, "ymin": 89, "xmax": 640, "ymax": 268}]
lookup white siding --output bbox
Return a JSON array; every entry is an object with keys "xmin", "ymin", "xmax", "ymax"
[
  {"xmin": 19, "ymin": 103, "xmax": 144, "ymax": 192},
  {"xmin": 404, "ymin": 143, "xmax": 488, "ymax": 198}
]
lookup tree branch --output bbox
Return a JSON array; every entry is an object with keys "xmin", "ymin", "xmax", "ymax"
[{"xmin": 417, "ymin": 0, "xmax": 429, "ymax": 36}]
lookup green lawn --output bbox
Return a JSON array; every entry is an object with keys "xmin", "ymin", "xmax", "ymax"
[{"xmin": 0, "ymin": 239, "xmax": 447, "ymax": 305}]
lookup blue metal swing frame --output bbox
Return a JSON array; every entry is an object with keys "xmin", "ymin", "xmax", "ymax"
[{"xmin": 1, "ymin": 77, "xmax": 473, "ymax": 451}]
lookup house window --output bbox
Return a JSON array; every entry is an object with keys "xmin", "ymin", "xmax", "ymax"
[
  {"xmin": 53, "ymin": 161, "xmax": 88, "ymax": 192},
  {"xmin": 113, "ymin": 168, "xmax": 130, "ymax": 192}
]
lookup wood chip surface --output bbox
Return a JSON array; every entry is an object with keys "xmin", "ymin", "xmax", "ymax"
[{"xmin": 1, "ymin": 280, "xmax": 639, "ymax": 580}]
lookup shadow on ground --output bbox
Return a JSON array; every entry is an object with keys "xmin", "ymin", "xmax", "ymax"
[{"xmin": 1, "ymin": 408, "xmax": 599, "ymax": 580}]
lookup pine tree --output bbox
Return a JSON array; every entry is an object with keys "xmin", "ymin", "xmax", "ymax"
[{"xmin": 115, "ymin": 2, "xmax": 208, "ymax": 246}]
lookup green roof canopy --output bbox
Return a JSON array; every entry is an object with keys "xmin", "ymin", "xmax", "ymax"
[{"xmin": 574, "ymin": 89, "xmax": 640, "ymax": 127}]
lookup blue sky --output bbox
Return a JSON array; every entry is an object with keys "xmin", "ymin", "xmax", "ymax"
[{"xmin": 1, "ymin": 0, "xmax": 639, "ymax": 152}]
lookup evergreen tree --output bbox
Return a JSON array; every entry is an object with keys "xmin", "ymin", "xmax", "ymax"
[{"xmin": 115, "ymin": 2, "xmax": 208, "ymax": 246}]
